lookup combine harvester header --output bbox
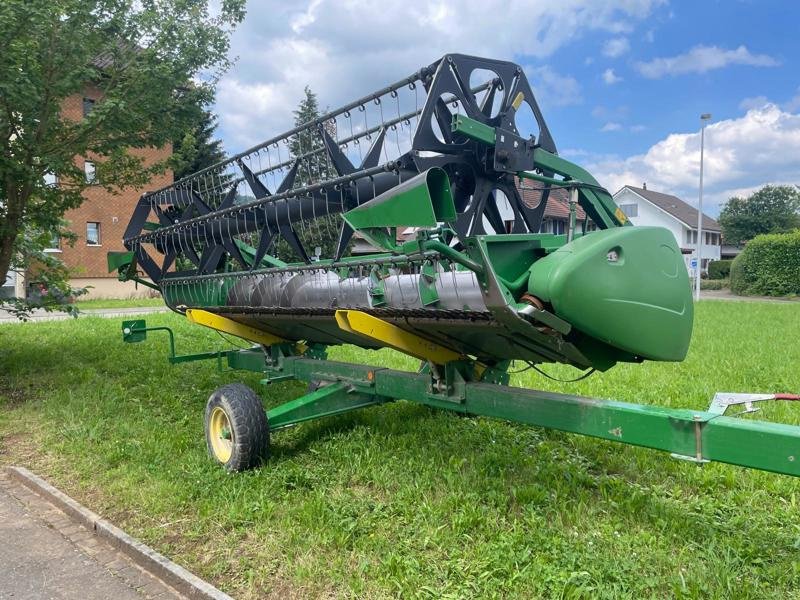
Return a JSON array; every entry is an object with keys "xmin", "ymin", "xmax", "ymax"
[{"xmin": 110, "ymin": 54, "xmax": 800, "ymax": 477}]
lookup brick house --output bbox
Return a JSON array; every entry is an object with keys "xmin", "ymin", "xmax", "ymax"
[{"xmin": 32, "ymin": 84, "xmax": 172, "ymax": 299}]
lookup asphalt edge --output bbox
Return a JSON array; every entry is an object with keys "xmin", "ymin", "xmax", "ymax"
[{"xmin": 5, "ymin": 466, "xmax": 233, "ymax": 600}]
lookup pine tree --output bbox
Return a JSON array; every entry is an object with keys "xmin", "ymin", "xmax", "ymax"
[
  {"xmin": 173, "ymin": 108, "xmax": 227, "ymax": 182},
  {"xmin": 274, "ymin": 86, "xmax": 343, "ymax": 262}
]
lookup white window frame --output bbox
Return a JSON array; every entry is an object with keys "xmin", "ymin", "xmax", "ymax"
[
  {"xmin": 44, "ymin": 232, "xmax": 61, "ymax": 253},
  {"xmin": 84, "ymin": 160, "xmax": 96, "ymax": 184},
  {"xmin": 86, "ymin": 221, "xmax": 101, "ymax": 246}
]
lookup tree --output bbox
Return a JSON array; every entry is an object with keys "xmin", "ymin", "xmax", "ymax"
[
  {"xmin": 719, "ymin": 185, "xmax": 800, "ymax": 246},
  {"xmin": 172, "ymin": 98, "xmax": 227, "ymax": 182},
  {"xmin": 0, "ymin": 0, "xmax": 246, "ymax": 317},
  {"xmin": 274, "ymin": 86, "xmax": 342, "ymax": 261}
]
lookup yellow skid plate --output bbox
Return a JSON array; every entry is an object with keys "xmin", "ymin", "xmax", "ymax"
[
  {"xmin": 335, "ymin": 309, "xmax": 463, "ymax": 365},
  {"xmin": 186, "ymin": 309, "xmax": 298, "ymax": 348}
]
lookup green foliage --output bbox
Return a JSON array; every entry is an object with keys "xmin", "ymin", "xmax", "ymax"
[
  {"xmin": 0, "ymin": 0, "xmax": 245, "ymax": 317},
  {"xmin": 719, "ymin": 185, "xmax": 800, "ymax": 246},
  {"xmin": 707, "ymin": 259, "xmax": 733, "ymax": 280},
  {"xmin": 274, "ymin": 86, "xmax": 342, "ymax": 262},
  {"xmin": 172, "ymin": 97, "xmax": 227, "ymax": 182},
  {"xmin": 730, "ymin": 230, "xmax": 800, "ymax": 296},
  {"xmin": 700, "ymin": 278, "xmax": 728, "ymax": 290},
  {"xmin": 1, "ymin": 302, "xmax": 800, "ymax": 598}
]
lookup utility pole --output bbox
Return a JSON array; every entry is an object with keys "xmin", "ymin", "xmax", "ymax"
[{"xmin": 695, "ymin": 113, "xmax": 712, "ymax": 301}]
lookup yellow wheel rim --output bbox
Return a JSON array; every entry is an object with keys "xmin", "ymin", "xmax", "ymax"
[{"xmin": 209, "ymin": 407, "xmax": 234, "ymax": 463}]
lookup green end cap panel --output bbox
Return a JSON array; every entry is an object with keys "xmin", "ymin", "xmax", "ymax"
[
  {"xmin": 527, "ymin": 227, "xmax": 693, "ymax": 362},
  {"xmin": 343, "ymin": 167, "xmax": 455, "ymax": 230},
  {"xmin": 107, "ymin": 251, "xmax": 135, "ymax": 274}
]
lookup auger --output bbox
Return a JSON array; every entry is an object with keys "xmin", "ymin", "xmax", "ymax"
[{"xmin": 110, "ymin": 54, "xmax": 800, "ymax": 477}]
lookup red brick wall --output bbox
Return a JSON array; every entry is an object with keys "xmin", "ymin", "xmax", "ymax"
[{"xmin": 58, "ymin": 86, "xmax": 173, "ymax": 278}]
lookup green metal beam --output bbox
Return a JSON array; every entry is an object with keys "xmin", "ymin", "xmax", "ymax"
[
  {"xmin": 529, "ymin": 149, "xmax": 628, "ymax": 229},
  {"xmin": 451, "ymin": 114, "xmax": 495, "ymax": 144},
  {"xmin": 266, "ymin": 381, "xmax": 387, "ymax": 430}
]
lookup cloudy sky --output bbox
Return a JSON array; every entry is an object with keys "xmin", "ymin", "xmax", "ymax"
[{"xmin": 212, "ymin": 0, "xmax": 800, "ymax": 215}]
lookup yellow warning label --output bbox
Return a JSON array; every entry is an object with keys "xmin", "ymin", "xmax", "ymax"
[
  {"xmin": 512, "ymin": 92, "xmax": 525, "ymax": 110},
  {"xmin": 614, "ymin": 207, "xmax": 627, "ymax": 223}
]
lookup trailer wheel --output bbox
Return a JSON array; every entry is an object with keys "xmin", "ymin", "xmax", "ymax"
[{"xmin": 205, "ymin": 383, "xmax": 269, "ymax": 472}]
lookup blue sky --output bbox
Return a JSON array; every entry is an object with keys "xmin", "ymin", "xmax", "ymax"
[{"xmin": 213, "ymin": 0, "xmax": 800, "ymax": 215}]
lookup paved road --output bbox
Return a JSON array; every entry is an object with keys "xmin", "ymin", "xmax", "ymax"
[
  {"xmin": 0, "ymin": 306, "xmax": 169, "ymax": 324},
  {"xmin": 0, "ymin": 472, "xmax": 183, "ymax": 599}
]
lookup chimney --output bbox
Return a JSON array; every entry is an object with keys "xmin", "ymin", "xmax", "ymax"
[{"xmin": 642, "ymin": 182, "xmax": 647, "ymax": 190}]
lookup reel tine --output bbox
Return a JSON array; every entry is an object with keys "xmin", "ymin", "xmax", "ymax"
[
  {"xmin": 276, "ymin": 160, "xmax": 299, "ymax": 194},
  {"xmin": 360, "ymin": 127, "xmax": 386, "ymax": 169},
  {"xmin": 238, "ymin": 159, "xmax": 271, "ymax": 199},
  {"xmin": 320, "ymin": 125, "xmax": 355, "ymax": 175}
]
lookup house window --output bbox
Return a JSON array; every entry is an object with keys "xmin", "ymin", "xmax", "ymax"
[
  {"xmin": 552, "ymin": 220, "xmax": 566, "ymax": 235},
  {"xmin": 82, "ymin": 97, "xmax": 95, "ymax": 117},
  {"xmin": 686, "ymin": 230, "xmax": 697, "ymax": 245},
  {"xmin": 84, "ymin": 160, "xmax": 96, "ymax": 183},
  {"xmin": 45, "ymin": 232, "xmax": 61, "ymax": 253},
  {"xmin": 86, "ymin": 222, "xmax": 101, "ymax": 246},
  {"xmin": 619, "ymin": 203, "xmax": 638, "ymax": 218}
]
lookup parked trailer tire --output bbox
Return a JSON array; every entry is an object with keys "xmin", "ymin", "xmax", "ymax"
[{"xmin": 205, "ymin": 383, "xmax": 269, "ymax": 471}]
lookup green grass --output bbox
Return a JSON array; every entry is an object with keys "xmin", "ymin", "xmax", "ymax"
[
  {"xmin": 1, "ymin": 301, "xmax": 800, "ymax": 598},
  {"xmin": 72, "ymin": 297, "xmax": 165, "ymax": 310}
]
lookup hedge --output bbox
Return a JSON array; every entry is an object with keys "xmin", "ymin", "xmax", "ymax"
[
  {"xmin": 708, "ymin": 259, "xmax": 733, "ymax": 280},
  {"xmin": 700, "ymin": 278, "xmax": 728, "ymax": 290},
  {"xmin": 730, "ymin": 230, "xmax": 800, "ymax": 296}
]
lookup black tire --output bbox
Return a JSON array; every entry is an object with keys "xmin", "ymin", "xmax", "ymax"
[{"xmin": 205, "ymin": 383, "xmax": 269, "ymax": 472}]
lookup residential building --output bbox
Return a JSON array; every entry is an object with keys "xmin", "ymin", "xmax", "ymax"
[
  {"xmin": 517, "ymin": 185, "xmax": 596, "ymax": 234},
  {"xmin": 29, "ymin": 83, "xmax": 172, "ymax": 300},
  {"xmin": 612, "ymin": 184, "xmax": 721, "ymax": 275}
]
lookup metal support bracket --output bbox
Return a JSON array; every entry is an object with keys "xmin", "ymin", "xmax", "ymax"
[
  {"xmin": 121, "ymin": 320, "xmax": 232, "ymax": 365},
  {"xmin": 670, "ymin": 413, "xmax": 713, "ymax": 464}
]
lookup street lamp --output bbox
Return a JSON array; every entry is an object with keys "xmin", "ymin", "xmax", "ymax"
[{"xmin": 695, "ymin": 113, "xmax": 712, "ymax": 301}]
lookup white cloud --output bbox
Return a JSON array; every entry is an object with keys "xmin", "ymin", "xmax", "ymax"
[
  {"xmin": 602, "ymin": 68, "xmax": 622, "ymax": 84},
  {"xmin": 603, "ymin": 37, "xmax": 630, "ymax": 58},
  {"xmin": 629, "ymin": 124, "xmax": 646, "ymax": 132},
  {"xmin": 600, "ymin": 122, "xmax": 622, "ymax": 132},
  {"xmin": 739, "ymin": 95, "xmax": 769, "ymax": 111},
  {"xmin": 784, "ymin": 87, "xmax": 800, "ymax": 113},
  {"xmin": 214, "ymin": 0, "xmax": 666, "ymax": 151},
  {"xmin": 635, "ymin": 45, "xmax": 779, "ymax": 79},
  {"xmin": 738, "ymin": 88, "xmax": 800, "ymax": 114},
  {"xmin": 587, "ymin": 105, "xmax": 800, "ymax": 213},
  {"xmin": 526, "ymin": 66, "xmax": 582, "ymax": 107}
]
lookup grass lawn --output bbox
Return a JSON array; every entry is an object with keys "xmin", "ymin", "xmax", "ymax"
[
  {"xmin": 1, "ymin": 301, "xmax": 800, "ymax": 598},
  {"xmin": 72, "ymin": 297, "xmax": 166, "ymax": 310}
]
